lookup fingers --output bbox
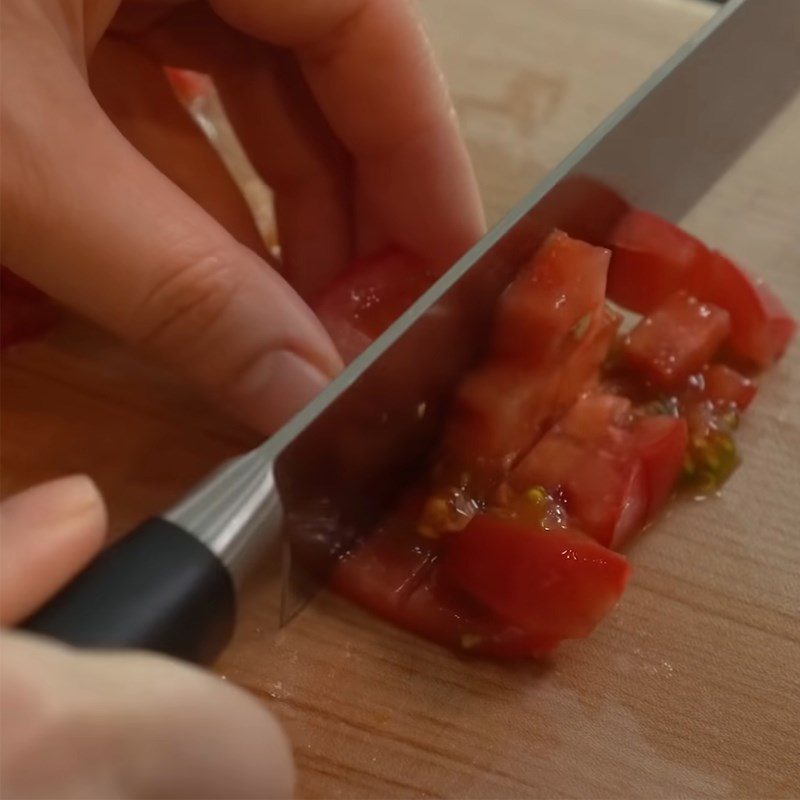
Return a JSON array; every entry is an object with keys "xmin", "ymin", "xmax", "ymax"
[
  {"xmin": 1, "ymin": 28, "xmax": 341, "ymax": 433},
  {"xmin": 88, "ymin": 37, "xmax": 269, "ymax": 261},
  {"xmin": 0, "ymin": 630, "xmax": 295, "ymax": 798},
  {"xmin": 136, "ymin": 3, "xmax": 353, "ymax": 297},
  {"xmin": 0, "ymin": 476, "xmax": 107, "ymax": 624},
  {"xmin": 212, "ymin": 0, "xmax": 486, "ymax": 267}
]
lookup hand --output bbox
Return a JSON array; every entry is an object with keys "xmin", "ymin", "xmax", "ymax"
[
  {"xmin": 0, "ymin": 476, "xmax": 294, "ymax": 798},
  {"xmin": 0, "ymin": 0, "xmax": 484, "ymax": 433}
]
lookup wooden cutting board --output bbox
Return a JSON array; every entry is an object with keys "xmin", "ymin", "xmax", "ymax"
[{"xmin": 3, "ymin": 1, "xmax": 799, "ymax": 796}]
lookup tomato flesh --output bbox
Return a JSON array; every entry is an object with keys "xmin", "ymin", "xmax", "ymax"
[
  {"xmin": 606, "ymin": 210, "xmax": 710, "ymax": 314},
  {"xmin": 313, "ymin": 249, "xmax": 437, "ymax": 364},
  {"xmin": 493, "ymin": 230, "xmax": 611, "ymax": 364},
  {"xmin": 441, "ymin": 231, "xmax": 614, "ymax": 485},
  {"xmin": 441, "ymin": 515, "xmax": 630, "ymax": 640},
  {"xmin": 695, "ymin": 364, "xmax": 757, "ymax": 412},
  {"xmin": 331, "ymin": 498, "xmax": 561, "ymax": 658},
  {"xmin": 623, "ymin": 292, "xmax": 731, "ymax": 389},
  {"xmin": 508, "ymin": 394, "xmax": 685, "ymax": 547},
  {"xmin": 690, "ymin": 251, "xmax": 796, "ymax": 367}
]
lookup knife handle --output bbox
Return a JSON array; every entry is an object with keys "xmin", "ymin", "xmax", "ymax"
[{"xmin": 21, "ymin": 518, "xmax": 235, "ymax": 664}]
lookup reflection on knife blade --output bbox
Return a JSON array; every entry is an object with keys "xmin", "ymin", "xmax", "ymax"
[{"xmin": 268, "ymin": 0, "xmax": 799, "ymax": 626}]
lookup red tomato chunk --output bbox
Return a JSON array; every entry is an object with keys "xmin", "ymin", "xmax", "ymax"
[
  {"xmin": 690, "ymin": 251, "xmax": 796, "ymax": 368},
  {"xmin": 607, "ymin": 210, "xmax": 710, "ymax": 314},
  {"xmin": 623, "ymin": 292, "xmax": 731, "ymax": 389},
  {"xmin": 441, "ymin": 515, "xmax": 630, "ymax": 641},
  {"xmin": 313, "ymin": 249, "xmax": 438, "ymax": 364}
]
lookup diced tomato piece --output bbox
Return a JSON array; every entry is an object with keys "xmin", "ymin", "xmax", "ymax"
[
  {"xmin": 508, "ymin": 394, "xmax": 686, "ymax": 545},
  {"xmin": 442, "ymin": 515, "xmax": 630, "ymax": 640},
  {"xmin": 697, "ymin": 364, "xmax": 757, "ymax": 411},
  {"xmin": 552, "ymin": 305, "xmax": 622, "ymax": 410},
  {"xmin": 623, "ymin": 292, "xmax": 731, "ymax": 389},
  {"xmin": 443, "ymin": 365, "xmax": 553, "ymax": 485},
  {"xmin": 313, "ymin": 249, "xmax": 438, "ymax": 364},
  {"xmin": 332, "ymin": 501, "xmax": 559, "ymax": 658},
  {"xmin": 493, "ymin": 230, "xmax": 610, "ymax": 364},
  {"xmin": 628, "ymin": 415, "xmax": 688, "ymax": 517},
  {"xmin": 441, "ymin": 233, "xmax": 616, "ymax": 486},
  {"xmin": 689, "ymin": 251, "xmax": 796, "ymax": 367},
  {"xmin": 510, "ymin": 434, "xmax": 646, "ymax": 548},
  {"xmin": 607, "ymin": 210, "xmax": 710, "ymax": 314}
]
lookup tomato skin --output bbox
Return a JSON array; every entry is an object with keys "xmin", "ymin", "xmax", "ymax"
[
  {"xmin": 607, "ymin": 210, "xmax": 710, "ymax": 314},
  {"xmin": 695, "ymin": 364, "xmax": 757, "ymax": 411},
  {"xmin": 690, "ymin": 251, "xmax": 796, "ymax": 367},
  {"xmin": 313, "ymin": 249, "xmax": 437, "ymax": 364},
  {"xmin": 623, "ymin": 292, "xmax": 731, "ymax": 389},
  {"xmin": 442, "ymin": 515, "xmax": 630, "ymax": 640}
]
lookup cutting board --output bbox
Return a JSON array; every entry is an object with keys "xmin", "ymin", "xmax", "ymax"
[{"xmin": 2, "ymin": 1, "xmax": 799, "ymax": 797}]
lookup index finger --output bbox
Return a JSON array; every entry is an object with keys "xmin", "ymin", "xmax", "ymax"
[{"xmin": 211, "ymin": 0, "xmax": 485, "ymax": 267}]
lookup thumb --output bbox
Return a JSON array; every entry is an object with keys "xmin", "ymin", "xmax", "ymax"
[{"xmin": 1, "ymin": 31, "xmax": 341, "ymax": 434}]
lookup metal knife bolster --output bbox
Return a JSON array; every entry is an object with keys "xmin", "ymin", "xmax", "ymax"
[{"xmin": 164, "ymin": 448, "xmax": 283, "ymax": 587}]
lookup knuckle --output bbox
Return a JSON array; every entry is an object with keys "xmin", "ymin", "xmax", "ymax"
[{"xmin": 131, "ymin": 243, "xmax": 243, "ymax": 356}]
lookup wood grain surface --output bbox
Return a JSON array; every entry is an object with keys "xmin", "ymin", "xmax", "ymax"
[{"xmin": 3, "ymin": 1, "xmax": 799, "ymax": 797}]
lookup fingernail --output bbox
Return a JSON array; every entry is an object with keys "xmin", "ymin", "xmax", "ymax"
[
  {"xmin": 1, "ymin": 475, "xmax": 106, "ymax": 536},
  {"xmin": 228, "ymin": 350, "xmax": 331, "ymax": 434},
  {"xmin": 0, "ymin": 476, "xmax": 107, "ymax": 624}
]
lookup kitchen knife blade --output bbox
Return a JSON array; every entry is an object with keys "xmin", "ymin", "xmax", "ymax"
[
  {"xmin": 22, "ymin": 0, "xmax": 799, "ymax": 660},
  {"xmin": 274, "ymin": 0, "xmax": 800, "ymax": 623}
]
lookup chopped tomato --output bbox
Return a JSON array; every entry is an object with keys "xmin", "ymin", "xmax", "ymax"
[
  {"xmin": 510, "ymin": 435, "xmax": 646, "ymax": 548},
  {"xmin": 440, "ymin": 232, "xmax": 614, "ymax": 487},
  {"xmin": 313, "ymin": 249, "xmax": 438, "ymax": 364},
  {"xmin": 628, "ymin": 414, "xmax": 689, "ymax": 516},
  {"xmin": 606, "ymin": 210, "xmax": 710, "ymax": 314},
  {"xmin": 695, "ymin": 364, "xmax": 757, "ymax": 411},
  {"xmin": 689, "ymin": 251, "xmax": 796, "ymax": 367},
  {"xmin": 623, "ymin": 292, "xmax": 731, "ymax": 389},
  {"xmin": 508, "ymin": 394, "xmax": 686, "ymax": 546},
  {"xmin": 441, "ymin": 515, "xmax": 630, "ymax": 640},
  {"xmin": 332, "ymin": 499, "xmax": 561, "ymax": 658},
  {"xmin": 493, "ymin": 230, "xmax": 610, "ymax": 364}
]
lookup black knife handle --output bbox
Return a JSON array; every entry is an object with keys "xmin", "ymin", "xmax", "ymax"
[{"xmin": 21, "ymin": 518, "xmax": 235, "ymax": 664}]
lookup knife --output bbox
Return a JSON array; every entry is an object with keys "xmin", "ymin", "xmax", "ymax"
[{"xmin": 22, "ymin": 0, "xmax": 799, "ymax": 663}]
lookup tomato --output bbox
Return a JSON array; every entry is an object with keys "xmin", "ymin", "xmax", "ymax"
[
  {"xmin": 606, "ymin": 210, "xmax": 710, "ymax": 313},
  {"xmin": 493, "ymin": 230, "xmax": 611, "ymax": 364},
  {"xmin": 628, "ymin": 414, "xmax": 689, "ymax": 516},
  {"xmin": 332, "ymin": 498, "xmax": 561, "ymax": 658},
  {"xmin": 623, "ymin": 292, "xmax": 731, "ymax": 389},
  {"xmin": 441, "ymin": 515, "xmax": 630, "ymax": 640},
  {"xmin": 694, "ymin": 364, "xmax": 757, "ymax": 411},
  {"xmin": 689, "ymin": 251, "xmax": 796, "ymax": 367},
  {"xmin": 313, "ymin": 249, "xmax": 438, "ymax": 364},
  {"xmin": 440, "ymin": 233, "xmax": 615, "ymax": 486},
  {"xmin": 605, "ymin": 210, "xmax": 796, "ymax": 366},
  {"xmin": 507, "ymin": 394, "xmax": 686, "ymax": 546},
  {"xmin": 510, "ymin": 435, "xmax": 646, "ymax": 548}
]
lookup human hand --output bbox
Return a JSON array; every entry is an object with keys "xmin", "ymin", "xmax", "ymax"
[
  {"xmin": 0, "ymin": 476, "xmax": 294, "ymax": 798},
  {"xmin": 1, "ymin": 0, "xmax": 484, "ymax": 433}
]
